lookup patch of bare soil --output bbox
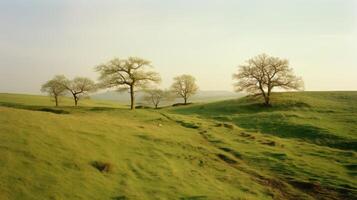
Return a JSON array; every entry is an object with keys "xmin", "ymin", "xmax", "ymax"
[{"xmin": 289, "ymin": 180, "xmax": 357, "ymax": 200}]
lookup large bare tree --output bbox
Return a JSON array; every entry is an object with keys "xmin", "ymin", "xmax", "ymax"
[
  {"xmin": 96, "ymin": 57, "xmax": 161, "ymax": 110},
  {"xmin": 233, "ymin": 54, "xmax": 304, "ymax": 106},
  {"xmin": 171, "ymin": 74, "xmax": 199, "ymax": 104},
  {"xmin": 41, "ymin": 75, "xmax": 67, "ymax": 106},
  {"xmin": 63, "ymin": 77, "xmax": 97, "ymax": 106}
]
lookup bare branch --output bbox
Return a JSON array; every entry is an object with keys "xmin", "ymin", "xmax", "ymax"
[
  {"xmin": 95, "ymin": 56, "xmax": 161, "ymax": 109},
  {"xmin": 233, "ymin": 54, "xmax": 304, "ymax": 106},
  {"xmin": 170, "ymin": 74, "xmax": 199, "ymax": 104}
]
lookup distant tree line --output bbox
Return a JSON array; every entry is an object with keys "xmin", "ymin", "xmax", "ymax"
[{"xmin": 41, "ymin": 54, "xmax": 303, "ymax": 108}]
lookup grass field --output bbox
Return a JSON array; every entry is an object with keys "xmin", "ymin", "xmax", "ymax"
[{"xmin": 0, "ymin": 92, "xmax": 356, "ymax": 200}]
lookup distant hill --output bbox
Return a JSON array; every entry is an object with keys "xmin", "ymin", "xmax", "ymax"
[{"xmin": 91, "ymin": 90, "xmax": 244, "ymax": 105}]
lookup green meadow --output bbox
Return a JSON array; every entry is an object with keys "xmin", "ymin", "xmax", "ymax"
[{"xmin": 0, "ymin": 92, "xmax": 356, "ymax": 200}]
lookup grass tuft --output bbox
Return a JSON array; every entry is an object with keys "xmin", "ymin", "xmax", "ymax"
[{"xmin": 91, "ymin": 161, "xmax": 113, "ymax": 173}]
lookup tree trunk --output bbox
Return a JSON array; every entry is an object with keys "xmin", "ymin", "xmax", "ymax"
[
  {"xmin": 55, "ymin": 96, "xmax": 58, "ymax": 107},
  {"xmin": 184, "ymin": 97, "xmax": 187, "ymax": 104},
  {"xmin": 259, "ymin": 83, "xmax": 270, "ymax": 106},
  {"xmin": 264, "ymin": 96, "xmax": 270, "ymax": 106},
  {"xmin": 73, "ymin": 94, "xmax": 78, "ymax": 106},
  {"xmin": 130, "ymin": 85, "xmax": 135, "ymax": 110},
  {"xmin": 265, "ymin": 86, "xmax": 272, "ymax": 106}
]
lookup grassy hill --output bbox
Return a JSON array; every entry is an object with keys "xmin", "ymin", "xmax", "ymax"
[
  {"xmin": 0, "ymin": 92, "xmax": 356, "ymax": 200},
  {"xmin": 172, "ymin": 91, "xmax": 357, "ymax": 151}
]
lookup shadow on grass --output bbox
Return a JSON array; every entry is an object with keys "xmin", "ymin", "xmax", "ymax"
[
  {"xmin": 0, "ymin": 102, "xmax": 125, "ymax": 114},
  {"xmin": 180, "ymin": 196, "xmax": 207, "ymax": 200},
  {"xmin": 176, "ymin": 120, "xmax": 200, "ymax": 129},
  {"xmin": 173, "ymin": 96, "xmax": 312, "ymax": 116},
  {"xmin": 111, "ymin": 196, "xmax": 127, "ymax": 200},
  {"xmin": 88, "ymin": 107, "xmax": 119, "ymax": 112},
  {"xmin": 0, "ymin": 102, "xmax": 70, "ymax": 114},
  {"xmin": 233, "ymin": 114, "xmax": 357, "ymax": 150}
]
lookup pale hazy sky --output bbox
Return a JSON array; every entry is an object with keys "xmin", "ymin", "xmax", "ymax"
[{"xmin": 0, "ymin": 0, "xmax": 356, "ymax": 94}]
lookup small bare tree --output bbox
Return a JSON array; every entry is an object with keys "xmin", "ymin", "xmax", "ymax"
[
  {"xmin": 171, "ymin": 74, "xmax": 199, "ymax": 104},
  {"xmin": 96, "ymin": 57, "xmax": 161, "ymax": 110},
  {"xmin": 233, "ymin": 54, "xmax": 304, "ymax": 106},
  {"xmin": 63, "ymin": 77, "xmax": 97, "ymax": 106},
  {"xmin": 143, "ymin": 89, "xmax": 173, "ymax": 109},
  {"xmin": 41, "ymin": 75, "xmax": 67, "ymax": 106}
]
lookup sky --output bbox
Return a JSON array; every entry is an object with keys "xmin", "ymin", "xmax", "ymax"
[{"xmin": 0, "ymin": 0, "xmax": 356, "ymax": 94}]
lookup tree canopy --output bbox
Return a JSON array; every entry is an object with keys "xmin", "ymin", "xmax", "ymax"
[
  {"xmin": 233, "ymin": 54, "xmax": 304, "ymax": 106},
  {"xmin": 62, "ymin": 77, "xmax": 97, "ymax": 106},
  {"xmin": 41, "ymin": 75, "xmax": 67, "ymax": 106},
  {"xmin": 143, "ymin": 89, "xmax": 173, "ymax": 109},
  {"xmin": 171, "ymin": 74, "xmax": 198, "ymax": 104},
  {"xmin": 96, "ymin": 57, "xmax": 161, "ymax": 110}
]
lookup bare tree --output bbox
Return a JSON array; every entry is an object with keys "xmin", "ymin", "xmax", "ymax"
[
  {"xmin": 171, "ymin": 74, "xmax": 199, "ymax": 104},
  {"xmin": 96, "ymin": 57, "xmax": 161, "ymax": 110},
  {"xmin": 41, "ymin": 75, "xmax": 67, "ymax": 106},
  {"xmin": 143, "ymin": 89, "xmax": 173, "ymax": 109},
  {"xmin": 233, "ymin": 54, "xmax": 304, "ymax": 106},
  {"xmin": 63, "ymin": 77, "xmax": 97, "ymax": 106}
]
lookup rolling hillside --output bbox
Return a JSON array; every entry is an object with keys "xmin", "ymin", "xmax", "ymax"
[
  {"xmin": 172, "ymin": 91, "xmax": 357, "ymax": 150},
  {"xmin": 0, "ymin": 92, "xmax": 356, "ymax": 200}
]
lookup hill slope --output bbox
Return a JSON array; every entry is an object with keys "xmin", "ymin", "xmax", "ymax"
[
  {"xmin": 0, "ymin": 92, "xmax": 356, "ymax": 200},
  {"xmin": 172, "ymin": 91, "xmax": 357, "ymax": 150}
]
